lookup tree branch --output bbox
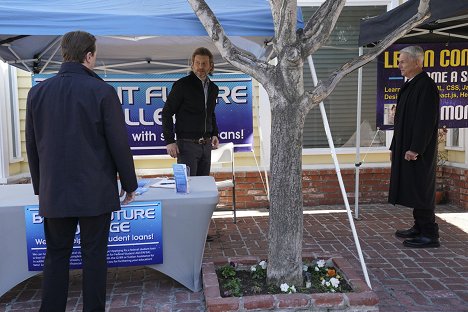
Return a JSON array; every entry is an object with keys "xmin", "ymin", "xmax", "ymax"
[
  {"xmin": 187, "ymin": 0, "xmax": 273, "ymax": 85},
  {"xmin": 301, "ymin": 0, "xmax": 346, "ymax": 57},
  {"xmin": 307, "ymin": 0, "xmax": 431, "ymax": 107},
  {"xmin": 269, "ymin": 0, "xmax": 298, "ymax": 53}
]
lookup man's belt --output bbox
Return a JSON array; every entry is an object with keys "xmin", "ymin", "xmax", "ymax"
[{"xmin": 178, "ymin": 137, "xmax": 211, "ymax": 144}]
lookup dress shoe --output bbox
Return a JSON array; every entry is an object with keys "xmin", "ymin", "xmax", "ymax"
[
  {"xmin": 395, "ymin": 228, "xmax": 420, "ymax": 239},
  {"xmin": 403, "ymin": 236, "xmax": 440, "ymax": 248}
]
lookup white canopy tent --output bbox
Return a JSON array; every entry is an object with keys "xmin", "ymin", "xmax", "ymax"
[{"xmin": 0, "ymin": 0, "xmax": 278, "ymax": 74}]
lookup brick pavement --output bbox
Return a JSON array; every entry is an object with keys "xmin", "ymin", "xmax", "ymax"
[{"xmin": 1, "ymin": 204, "xmax": 467, "ymax": 312}]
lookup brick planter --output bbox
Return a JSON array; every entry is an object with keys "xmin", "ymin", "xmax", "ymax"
[{"xmin": 202, "ymin": 254, "xmax": 379, "ymax": 312}]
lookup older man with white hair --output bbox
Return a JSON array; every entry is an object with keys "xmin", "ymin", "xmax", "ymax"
[{"xmin": 388, "ymin": 45, "xmax": 440, "ymax": 248}]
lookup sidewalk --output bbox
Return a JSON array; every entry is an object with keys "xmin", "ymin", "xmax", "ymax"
[{"xmin": 1, "ymin": 204, "xmax": 467, "ymax": 312}]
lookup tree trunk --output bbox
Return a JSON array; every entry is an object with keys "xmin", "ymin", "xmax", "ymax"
[{"xmin": 267, "ymin": 96, "xmax": 305, "ymax": 287}]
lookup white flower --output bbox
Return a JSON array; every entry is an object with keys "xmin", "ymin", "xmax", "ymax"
[
  {"xmin": 330, "ymin": 277, "xmax": 340, "ymax": 288},
  {"xmin": 321, "ymin": 279, "xmax": 326, "ymax": 285},
  {"xmin": 325, "ymin": 281, "xmax": 330, "ymax": 287},
  {"xmin": 250, "ymin": 265, "xmax": 257, "ymax": 272},
  {"xmin": 259, "ymin": 260, "xmax": 267, "ymax": 270},
  {"xmin": 316, "ymin": 260, "xmax": 326, "ymax": 268},
  {"xmin": 314, "ymin": 266, "xmax": 319, "ymax": 272},
  {"xmin": 302, "ymin": 264, "xmax": 308, "ymax": 271},
  {"xmin": 290, "ymin": 285, "xmax": 297, "ymax": 293},
  {"xmin": 305, "ymin": 281, "xmax": 312, "ymax": 288},
  {"xmin": 280, "ymin": 283, "xmax": 289, "ymax": 292}
]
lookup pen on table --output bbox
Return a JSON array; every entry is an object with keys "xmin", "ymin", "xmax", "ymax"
[{"xmin": 161, "ymin": 182, "xmax": 175, "ymax": 185}]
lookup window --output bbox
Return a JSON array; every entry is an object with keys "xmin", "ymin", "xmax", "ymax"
[
  {"xmin": 301, "ymin": 6, "xmax": 387, "ymax": 148},
  {"xmin": 0, "ymin": 61, "xmax": 22, "ymax": 162},
  {"xmin": 446, "ymin": 128, "xmax": 464, "ymax": 150}
]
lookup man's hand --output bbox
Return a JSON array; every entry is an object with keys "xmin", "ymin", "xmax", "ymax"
[
  {"xmin": 166, "ymin": 143, "xmax": 179, "ymax": 158},
  {"xmin": 211, "ymin": 136, "xmax": 219, "ymax": 149},
  {"xmin": 120, "ymin": 189, "xmax": 136, "ymax": 205},
  {"xmin": 404, "ymin": 150, "xmax": 418, "ymax": 161}
]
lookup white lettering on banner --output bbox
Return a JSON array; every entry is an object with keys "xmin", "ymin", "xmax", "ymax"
[
  {"xmin": 219, "ymin": 129, "xmax": 244, "ymax": 140},
  {"xmin": 109, "ymin": 235, "xmax": 130, "ymax": 242},
  {"xmin": 217, "ymin": 86, "xmax": 248, "ymax": 104},
  {"xmin": 117, "ymin": 86, "xmax": 139, "ymax": 104},
  {"xmin": 461, "ymin": 71, "xmax": 468, "ymax": 82},
  {"xmin": 132, "ymin": 131, "xmax": 158, "ymax": 142},
  {"xmin": 110, "ymin": 222, "xmax": 130, "ymax": 233},
  {"xmin": 112, "ymin": 208, "xmax": 156, "ymax": 221},
  {"xmin": 139, "ymin": 109, "xmax": 153, "ymax": 126},
  {"xmin": 35, "ymin": 238, "xmax": 46, "ymax": 245},
  {"xmin": 146, "ymin": 87, "xmax": 168, "ymax": 103},
  {"xmin": 117, "ymin": 85, "xmax": 249, "ymax": 105},
  {"xmin": 427, "ymin": 72, "xmax": 448, "ymax": 83},
  {"xmin": 124, "ymin": 108, "xmax": 163, "ymax": 126},
  {"xmin": 231, "ymin": 86, "xmax": 247, "ymax": 103},
  {"xmin": 32, "ymin": 212, "xmax": 42, "ymax": 224},
  {"xmin": 440, "ymin": 105, "xmax": 468, "ymax": 121}
]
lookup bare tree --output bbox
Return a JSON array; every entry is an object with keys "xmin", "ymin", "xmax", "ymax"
[{"xmin": 188, "ymin": 0, "xmax": 431, "ymax": 286}]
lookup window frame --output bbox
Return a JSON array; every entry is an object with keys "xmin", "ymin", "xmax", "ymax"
[
  {"xmin": 446, "ymin": 128, "xmax": 465, "ymax": 152},
  {"xmin": 0, "ymin": 61, "xmax": 23, "ymax": 182},
  {"xmin": 299, "ymin": 0, "xmax": 395, "ymax": 153}
]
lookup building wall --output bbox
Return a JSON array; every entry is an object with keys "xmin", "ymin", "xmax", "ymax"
[{"xmin": 213, "ymin": 167, "xmax": 468, "ymax": 210}]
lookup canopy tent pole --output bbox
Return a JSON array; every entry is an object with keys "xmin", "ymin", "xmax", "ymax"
[
  {"xmin": 307, "ymin": 55, "xmax": 371, "ymax": 289},
  {"xmin": 6, "ymin": 46, "xmax": 32, "ymax": 73},
  {"xmin": 354, "ymin": 47, "xmax": 363, "ymax": 220}
]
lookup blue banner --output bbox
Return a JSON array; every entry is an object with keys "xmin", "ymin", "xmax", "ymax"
[
  {"xmin": 376, "ymin": 42, "xmax": 468, "ymax": 130},
  {"xmin": 33, "ymin": 73, "xmax": 253, "ymax": 155},
  {"xmin": 24, "ymin": 201, "xmax": 163, "ymax": 271}
]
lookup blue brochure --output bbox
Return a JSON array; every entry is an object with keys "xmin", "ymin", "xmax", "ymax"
[{"xmin": 172, "ymin": 164, "xmax": 189, "ymax": 193}]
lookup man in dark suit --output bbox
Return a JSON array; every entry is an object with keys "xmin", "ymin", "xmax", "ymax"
[
  {"xmin": 389, "ymin": 45, "xmax": 440, "ymax": 248},
  {"xmin": 26, "ymin": 30, "xmax": 138, "ymax": 311},
  {"xmin": 162, "ymin": 47, "xmax": 219, "ymax": 176}
]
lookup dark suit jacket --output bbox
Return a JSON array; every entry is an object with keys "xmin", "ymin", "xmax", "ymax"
[
  {"xmin": 161, "ymin": 72, "xmax": 219, "ymax": 144},
  {"xmin": 26, "ymin": 62, "xmax": 137, "ymax": 218}
]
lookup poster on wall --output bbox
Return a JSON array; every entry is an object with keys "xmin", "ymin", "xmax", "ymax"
[
  {"xmin": 24, "ymin": 201, "xmax": 163, "ymax": 271},
  {"xmin": 376, "ymin": 42, "xmax": 468, "ymax": 130},
  {"xmin": 33, "ymin": 73, "xmax": 253, "ymax": 155}
]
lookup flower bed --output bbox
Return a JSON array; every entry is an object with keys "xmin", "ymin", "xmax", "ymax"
[{"xmin": 202, "ymin": 254, "xmax": 379, "ymax": 312}]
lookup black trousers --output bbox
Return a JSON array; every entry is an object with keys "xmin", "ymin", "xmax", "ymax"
[
  {"xmin": 413, "ymin": 208, "xmax": 439, "ymax": 239},
  {"xmin": 177, "ymin": 140, "xmax": 212, "ymax": 176},
  {"xmin": 39, "ymin": 212, "xmax": 111, "ymax": 312}
]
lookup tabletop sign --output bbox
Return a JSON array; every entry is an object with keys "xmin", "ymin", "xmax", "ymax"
[{"xmin": 24, "ymin": 201, "xmax": 163, "ymax": 271}]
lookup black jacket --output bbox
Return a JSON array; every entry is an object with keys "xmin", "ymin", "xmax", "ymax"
[
  {"xmin": 162, "ymin": 72, "xmax": 219, "ymax": 143},
  {"xmin": 388, "ymin": 71, "xmax": 439, "ymax": 210},
  {"xmin": 26, "ymin": 62, "xmax": 137, "ymax": 218}
]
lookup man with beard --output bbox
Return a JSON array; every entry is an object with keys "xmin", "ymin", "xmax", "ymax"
[{"xmin": 162, "ymin": 47, "xmax": 219, "ymax": 176}]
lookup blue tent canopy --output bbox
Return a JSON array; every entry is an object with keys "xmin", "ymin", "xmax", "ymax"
[{"xmin": 0, "ymin": 0, "xmax": 303, "ymax": 74}]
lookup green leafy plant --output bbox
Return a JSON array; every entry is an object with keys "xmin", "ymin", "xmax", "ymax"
[
  {"xmin": 218, "ymin": 264, "xmax": 236, "ymax": 279},
  {"xmin": 222, "ymin": 278, "xmax": 242, "ymax": 297},
  {"xmin": 216, "ymin": 259, "xmax": 352, "ymax": 298}
]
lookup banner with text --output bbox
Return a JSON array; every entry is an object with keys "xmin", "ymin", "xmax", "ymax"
[
  {"xmin": 33, "ymin": 74, "xmax": 253, "ymax": 155},
  {"xmin": 24, "ymin": 201, "xmax": 163, "ymax": 271},
  {"xmin": 377, "ymin": 42, "xmax": 468, "ymax": 130}
]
